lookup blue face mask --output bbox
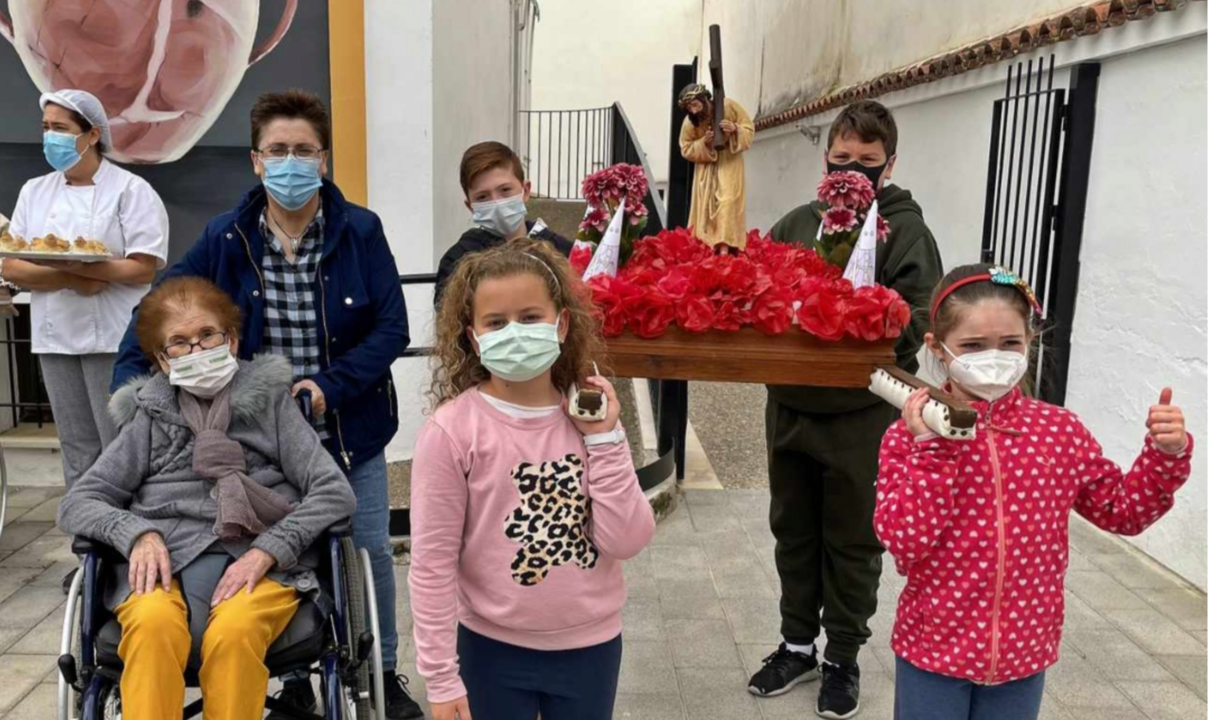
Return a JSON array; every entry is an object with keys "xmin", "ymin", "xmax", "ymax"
[
  {"xmin": 44, "ymin": 131, "xmax": 83, "ymax": 172},
  {"xmin": 262, "ymin": 155, "xmax": 324, "ymax": 211}
]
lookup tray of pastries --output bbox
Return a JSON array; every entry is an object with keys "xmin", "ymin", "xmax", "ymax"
[{"xmin": 0, "ymin": 231, "xmax": 111, "ymax": 262}]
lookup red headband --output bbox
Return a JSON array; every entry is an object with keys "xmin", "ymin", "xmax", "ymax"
[{"xmin": 930, "ymin": 266, "xmax": 1043, "ymax": 326}]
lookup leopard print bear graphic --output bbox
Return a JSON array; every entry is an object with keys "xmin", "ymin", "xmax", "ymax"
[{"xmin": 504, "ymin": 453, "xmax": 599, "ymax": 586}]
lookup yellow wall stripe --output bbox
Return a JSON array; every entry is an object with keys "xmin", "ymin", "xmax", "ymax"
[{"xmin": 328, "ymin": 0, "xmax": 368, "ymax": 206}]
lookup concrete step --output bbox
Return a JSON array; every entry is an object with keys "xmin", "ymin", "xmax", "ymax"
[
  {"xmin": 2, "ymin": 446, "xmax": 64, "ymax": 488},
  {"xmin": 528, "ymin": 198, "xmax": 587, "ymax": 241}
]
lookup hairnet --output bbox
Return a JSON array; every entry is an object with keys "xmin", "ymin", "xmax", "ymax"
[{"xmin": 39, "ymin": 89, "xmax": 112, "ymax": 152}]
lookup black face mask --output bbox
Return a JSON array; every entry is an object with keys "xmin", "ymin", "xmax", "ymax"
[{"xmin": 827, "ymin": 159, "xmax": 888, "ymax": 190}]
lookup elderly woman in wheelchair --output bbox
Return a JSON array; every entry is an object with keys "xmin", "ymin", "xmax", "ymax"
[{"xmin": 56, "ymin": 276, "xmax": 365, "ymax": 720}]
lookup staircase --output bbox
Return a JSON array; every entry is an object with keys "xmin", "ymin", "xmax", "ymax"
[{"xmin": 520, "ymin": 103, "xmax": 666, "ymax": 236}]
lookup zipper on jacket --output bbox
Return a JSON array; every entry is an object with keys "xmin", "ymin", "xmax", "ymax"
[
  {"xmin": 387, "ymin": 379, "xmax": 395, "ymax": 418},
  {"xmin": 317, "ymin": 270, "xmax": 352, "ymax": 467},
  {"xmin": 235, "ymin": 225, "xmax": 266, "ymax": 293},
  {"xmin": 985, "ymin": 406, "xmax": 1008, "ymax": 684}
]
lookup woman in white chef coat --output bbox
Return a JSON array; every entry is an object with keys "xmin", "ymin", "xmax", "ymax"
[{"xmin": 1, "ymin": 89, "xmax": 169, "ymax": 489}]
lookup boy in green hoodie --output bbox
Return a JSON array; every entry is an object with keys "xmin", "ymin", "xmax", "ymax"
[{"xmin": 746, "ymin": 101, "xmax": 943, "ymax": 719}]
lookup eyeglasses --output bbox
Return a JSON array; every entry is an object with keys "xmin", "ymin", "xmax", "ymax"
[
  {"xmin": 162, "ymin": 331, "xmax": 228, "ymax": 359},
  {"xmin": 256, "ymin": 144, "xmax": 325, "ymax": 160}
]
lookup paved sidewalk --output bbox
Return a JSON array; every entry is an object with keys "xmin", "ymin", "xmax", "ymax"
[{"xmin": 1, "ymin": 486, "xmax": 1204, "ymax": 719}]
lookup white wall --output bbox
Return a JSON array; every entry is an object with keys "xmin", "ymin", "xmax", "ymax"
[
  {"xmin": 530, "ymin": 0, "xmax": 702, "ymax": 185},
  {"xmin": 1067, "ymin": 37, "xmax": 1207, "ymax": 589},
  {"xmin": 366, "ymin": 0, "xmax": 529, "ymax": 463},
  {"xmin": 431, "ymin": 0, "xmax": 519, "ymax": 261},
  {"xmin": 366, "ymin": 0, "xmax": 434, "ymax": 276},
  {"xmin": 697, "ymin": 0, "xmax": 1115, "ymax": 117},
  {"xmin": 364, "ymin": 0, "xmax": 436, "ymax": 464}
]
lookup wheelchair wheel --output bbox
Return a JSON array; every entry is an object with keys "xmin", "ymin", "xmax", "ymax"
[
  {"xmin": 59, "ymin": 567, "xmax": 84, "ymax": 720},
  {"xmin": 338, "ymin": 537, "xmax": 379, "ymax": 719},
  {"xmin": 357, "ymin": 547, "xmax": 386, "ymax": 720},
  {"xmin": 76, "ymin": 678, "xmax": 120, "ymax": 720},
  {"xmin": 96, "ymin": 682, "xmax": 121, "ymax": 720}
]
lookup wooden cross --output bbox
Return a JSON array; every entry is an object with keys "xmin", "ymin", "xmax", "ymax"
[{"xmin": 709, "ymin": 24, "xmax": 726, "ymax": 150}]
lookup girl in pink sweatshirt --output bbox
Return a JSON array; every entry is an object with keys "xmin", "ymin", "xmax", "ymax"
[
  {"xmin": 875, "ymin": 264, "xmax": 1192, "ymax": 720},
  {"xmin": 409, "ymin": 239, "xmax": 656, "ymax": 720}
]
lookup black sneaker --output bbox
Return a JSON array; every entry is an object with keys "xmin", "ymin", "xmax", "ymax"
[
  {"xmin": 816, "ymin": 661, "xmax": 861, "ymax": 719},
  {"xmin": 266, "ymin": 678, "xmax": 317, "ymax": 719},
  {"xmin": 383, "ymin": 671, "xmax": 424, "ymax": 719},
  {"xmin": 747, "ymin": 643, "xmax": 820, "ymax": 697}
]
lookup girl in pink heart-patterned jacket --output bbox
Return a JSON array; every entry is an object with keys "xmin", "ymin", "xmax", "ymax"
[{"xmin": 875, "ymin": 263, "xmax": 1192, "ymax": 720}]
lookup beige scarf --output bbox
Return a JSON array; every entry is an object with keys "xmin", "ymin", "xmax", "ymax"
[{"xmin": 177, "ymin": 386, "xmax": 297, "ymax": 541}]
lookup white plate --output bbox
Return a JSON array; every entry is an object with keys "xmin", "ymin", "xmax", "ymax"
[{"xmin": 0, "ymin": 250, "xmax": 111, "ymax": 263}]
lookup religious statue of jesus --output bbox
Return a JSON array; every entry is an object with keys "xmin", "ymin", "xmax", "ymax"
[{"xmin": 678, "ymin": 84, "xmax": 754, "ymax": 251}]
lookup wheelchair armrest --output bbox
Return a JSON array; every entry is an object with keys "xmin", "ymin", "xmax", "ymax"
[
  {"xmin": 71, "ymin": 536, "xmax": 98, "ymax": 555},
  {"xmin": 70, "ymin": 536, "xmax": 125, "ymax": 562},
  {"xmin": 327, "ymin": 519, "xmax": 353, "ymax": 538}
]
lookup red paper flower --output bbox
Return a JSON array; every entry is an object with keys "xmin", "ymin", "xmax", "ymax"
[
  {"xmin": 843, "ymin": 291, "xmax": 887, "ymax": 341},
  {"xmin": 676, "ymin": 294, "xmax": 715, "ymax": 333},
  {"xmin": 628, "ymin": 289, "xmax": 676, "ymax": 339},
  {"xmin": 656, "ymin": 270, "xmax": 693, "ymax": 300},
  {"xmin": 876, "ymin": 214, "xmax": 891, "ymax": 242},
  {"xmin": 853, "ymin": 284, "xmax": 910, "ymax": 339},
  {"xmin": 799, "ymin": 247, "xmax": 843, "ymax": 280},
  {"xmin": 795, "ymin": 278, "xmax": 851, "ymax": 341},
  {"xmin": 569, "ymin": 242, "xmax": 594, "ymax": 276},
  {"xmin": 587, "ymin": 275, "xmax": 642, "ymax": 337},
  {"xmin": 717, "ymin": 255, "xmax": 758, "ymax": 295},
  {"xmin": 689, "ymin": 255, "xmax": 726, "ymax": 294},
  {"xmin": 752, "ymin": 288, "xmax": 794, "ymax": 336},
  {"xmin": 712, "ymin": 299, "xmax": 749, "ymax": 332},
  {"xmin": 586, "ymin": 225, "xmax": 907, "ymax": 341},
  {"xmin": 817, "ymin": 171, "xmax": 876, "ymax": 210}
]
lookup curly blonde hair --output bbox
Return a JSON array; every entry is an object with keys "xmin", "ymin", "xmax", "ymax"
[{"xmin": 428, "ymin": 239, "xmax": 604, "ymax": 410}]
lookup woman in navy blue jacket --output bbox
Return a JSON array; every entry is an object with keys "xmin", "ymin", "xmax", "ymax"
[{"xmin": 110, "ymin": 91, "xmax": 422, "ymax": 719}]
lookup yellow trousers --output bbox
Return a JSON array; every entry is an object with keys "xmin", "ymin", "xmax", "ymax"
[{"xmin": 115, "ymin": 578, "xmax": 299, "ymax": 720}]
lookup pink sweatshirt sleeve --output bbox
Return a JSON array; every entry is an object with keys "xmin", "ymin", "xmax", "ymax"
[
  {"xmin": 1074, "ymin": 424, "xmax": 1194, "ymax": 537},
  {"xmin": 584, "ymin": 438, "xmax": 656, "ymax": 560},
  {"xmin": 408, "ymin": 422, "xmax": 469, "ymax": 704},
  {"xmin": 874, "ymin": 420, "xmax": 962, "ymax": 575}
]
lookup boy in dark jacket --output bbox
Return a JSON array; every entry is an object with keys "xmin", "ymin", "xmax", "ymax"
[
  {"xmin": 433, "ymin": 141, "xmax": 572, "ymax": 307},
  {"xmin": 747, "ymin": 101, "xmax": 943, "ymax": 720}
]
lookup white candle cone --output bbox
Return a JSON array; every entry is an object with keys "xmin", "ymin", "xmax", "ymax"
[
  {"xmin": 582, "ymin": 197, "xmax": 626, "ymax": 282},
  {"xmin": 843, "ymin": 199, "xmax": 879, "ymax": 289}
]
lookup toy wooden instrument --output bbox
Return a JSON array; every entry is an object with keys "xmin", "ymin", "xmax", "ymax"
[{"xmin": 869, "ymin": 366, "xmax": 978, "ymax": 441}]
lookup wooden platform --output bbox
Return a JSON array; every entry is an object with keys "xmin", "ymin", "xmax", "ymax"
[{"xmin": 603, "ymin": 327, "xmax": 896, "ymax": 387}]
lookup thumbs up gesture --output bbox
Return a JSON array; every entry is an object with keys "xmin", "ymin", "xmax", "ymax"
[{"xmin": 1147, "ymin": 388, "xmax": 1188, "ymax": 454}]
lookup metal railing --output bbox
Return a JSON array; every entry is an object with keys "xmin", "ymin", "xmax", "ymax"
[
  {"xmin": 521, "ymin": 107, "xmax": 614, "ymax": 200},
  {"xmin": 521, "ymin": 103, "xmax": 668, "ymax": 235},
  {"xmin": 0, "ymin": 312, "xmax": 52, "ymax": 430}
]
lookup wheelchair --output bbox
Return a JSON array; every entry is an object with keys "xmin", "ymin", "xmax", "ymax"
[{"xmin": 57, "ymin": 520, "xmax": 387, "ymax": 720}]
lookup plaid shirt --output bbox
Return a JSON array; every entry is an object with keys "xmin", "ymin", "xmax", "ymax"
[{"xmin": 260, "ymin": 210, "xmax": 327, "ymax": 439}]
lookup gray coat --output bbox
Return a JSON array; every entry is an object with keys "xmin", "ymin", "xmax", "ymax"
[{"xmin": 56, "ymin": 354, "xmax": 357, "ymax": 599}]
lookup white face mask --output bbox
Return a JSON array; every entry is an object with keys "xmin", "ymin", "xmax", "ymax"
[
  {"xmin": 471, "ymin": 194, "xmax": 528, "ymax": 237},
  {"xmin": 942, "ymin": 344, "xmax": 1028, "ymax": 402},
  {"xmin": 166, "ymin": 345, "xmax": 239, "ymax": 398},
  {"xmin": 474, "ymin": 319, "xmax": 562, "ymax": 383}
]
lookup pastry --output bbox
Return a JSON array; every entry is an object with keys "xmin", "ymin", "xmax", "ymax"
[{"xmin": 73, "ymin": 238, "xmax": 109, "ymax": 255}]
